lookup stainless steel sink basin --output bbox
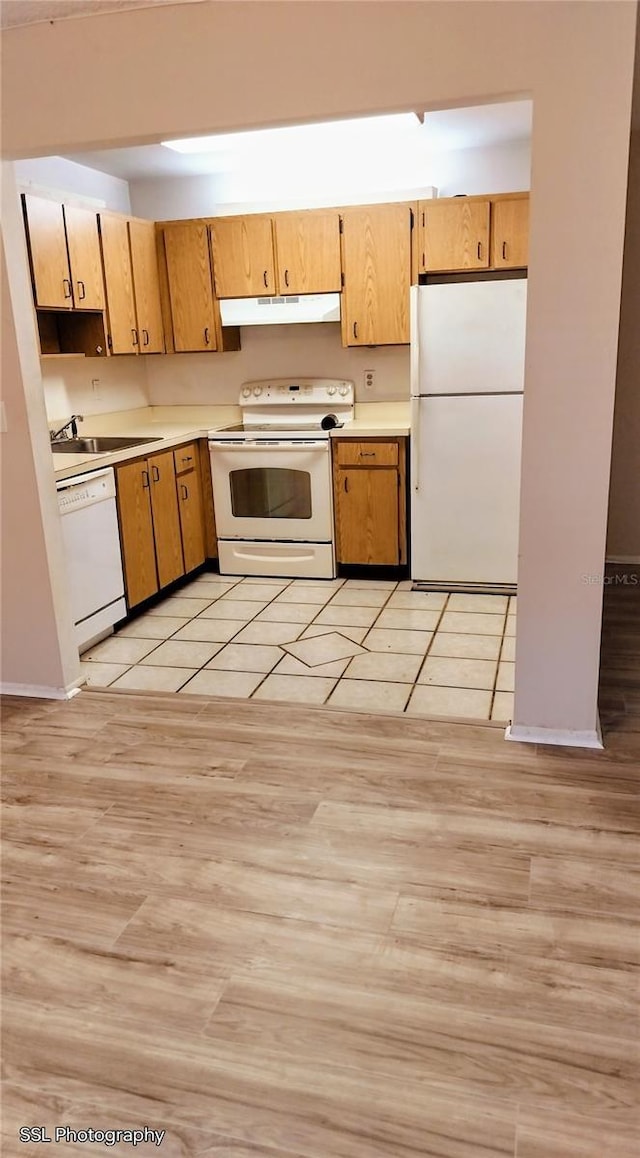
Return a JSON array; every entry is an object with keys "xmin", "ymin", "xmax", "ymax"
[{"xmin": 51, "ymin": 435, "xmax": 158, "ymax": 455}]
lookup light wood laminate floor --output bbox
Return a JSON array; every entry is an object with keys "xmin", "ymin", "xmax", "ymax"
[{"xmin": 2, "ymin": 584, "xmax": 639, "ymax": 1157}]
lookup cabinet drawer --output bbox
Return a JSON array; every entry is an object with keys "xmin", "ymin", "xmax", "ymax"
[
  {"xmin": 336, "ymin": 441, "xmax": 399, "ymax": 467},
  {"xmin": 174, "ymin": 442, "xmax": 198, "ymax": 474}
]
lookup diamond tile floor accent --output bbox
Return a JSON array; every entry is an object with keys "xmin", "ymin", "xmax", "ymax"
[{"xmin": 83, "ymin": 575, "xmax": 517, "ymax": 723}]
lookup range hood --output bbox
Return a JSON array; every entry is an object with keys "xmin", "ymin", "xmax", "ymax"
[{"xmin": 219, "ymin": 293, "xmax": 341, "ymax": 327}]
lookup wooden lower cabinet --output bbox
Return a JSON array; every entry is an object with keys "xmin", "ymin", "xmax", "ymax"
[
  {"xmin": 116, "ymin": 442, "xmax": 207, "ymax": 609},
  {"xmin": 333, "ymin": 438, "xmax": 407, "ymax": 566},
  {"xmin": 174, "ymin": 443, "xmax": 206, "ymax": 572}
]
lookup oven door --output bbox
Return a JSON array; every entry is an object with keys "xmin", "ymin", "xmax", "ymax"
[{"xmin": 209, "ymin": 439, "xmax": 333, "ymax": 542}]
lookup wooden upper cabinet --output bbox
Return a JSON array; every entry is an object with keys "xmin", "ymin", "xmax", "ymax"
[
  {"xmin": 99, "ymin": 213, "xmax": 138, "ymax": 354},
  {"xmin": 63, "ymin": 205, "xmax": 105, "ymax": 310},
  {"xmin": 273, "ymin": 211, "xmax": 342, "ymax": 294},
  {"xmin": 163, "ymin": 223, "xmax": 217, "ymax": 352},
  {"xmin": 23, "ymin": 194, "xmax": 73, "ymax": 309},
  {"xmin": 210, "ymin": 215, "xmax": 276, "ymax": 298},
  {"xmin": 341, "ymin": 203, "xmax": 412, "ymax": 346},
  {"xmin": 128, "ymin": 219, "xmax": 164, "ymax": 353},
  {"xmin": 491, "ymin": 197, "xmax": 529, "ymax": 269},
  {"xmin": 420, "ymin": 200, "xmax": 490, "ymax": 272}
]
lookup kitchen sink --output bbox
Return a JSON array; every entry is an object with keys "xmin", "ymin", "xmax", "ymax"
[{"xmin": 51, "ymin": 435, "xmax": 159, "ymax": 455}]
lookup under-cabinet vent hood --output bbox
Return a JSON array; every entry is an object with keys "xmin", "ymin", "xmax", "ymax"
[{"xmin": 219, "ymin": 293, "xmax": 341, "ymax": 327}]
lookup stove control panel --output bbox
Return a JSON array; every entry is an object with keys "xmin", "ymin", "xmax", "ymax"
[{"xmin": 239, "ymin": 378, "xmax": 354, "ymax": 407}]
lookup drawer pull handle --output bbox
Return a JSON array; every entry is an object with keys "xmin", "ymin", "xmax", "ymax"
[
  {"xmin": 181, "ymin": 484, "xmax": 188, "ymax": 500},
  {"xmin": 151, "ymin": 465, "xmax": 160, "ymax": 482},
  {"xmin": 181, "ymin": 456, "xmax": 193, "ymax": 464},
  {"xmin": 142, "ymin": 328, "xmax": 149, "ymax": 346},
  {"xmin": 131, "ymin": 328, "xmax": 139, "ymax": 346},
  {"xmin": 344, "ymin": 477, "xmax": 349, "ymax": 493},
  {"xmin": 263, "ymin": 270, "xmax": 269, "ymax": 288},
  {"xmin": 353, "ymin": 321, "xmax": 358, "ymax": 339},
  {"xmin": 284, "ymin": 269, "xmax": 289, "ymax": 287},
  {"xmin": 477, "ymin": 242, "xmax": 482, "ymax": 260},
  {"xmin": 502, "ymin": 241, "xmax": 507, "ymax": 260},
  {"xmin": 77, "ymin": 280, "xmax": 86, "ymax": 300},
  {"xmin": 142, "ymin": 469, "xmax": 150, "ymax": 489},
  {"xmin": 204, "ymin": 326, "xmax": 210, "ymax": 345},
  {"xmin": 360, "ymin": 451, "xmax": 376, "ymax": 457},
  {"xmin": 63, "ymin": 277, "xmax": 72, "ymax": 299}
]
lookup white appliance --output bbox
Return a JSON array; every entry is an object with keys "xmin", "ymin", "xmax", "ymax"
[
  {"xmin": 410, "ymin": 276, "xmax": 527, "ymax": 591},
  {"xmin": 56, "ymin": 467, "xmax": 126, "ymax": 651},
  {"xmin": 209, "ymin": 378, "xmax": 354, "ymax": 578},
  {"xmin": 219, "ymin": 293, "xmax": 341, "ymax": 327}
]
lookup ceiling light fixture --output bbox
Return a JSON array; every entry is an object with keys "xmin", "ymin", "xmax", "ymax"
[{"xmin": 161, "ymin": 113, "xmax": 421, "ymax": 154}]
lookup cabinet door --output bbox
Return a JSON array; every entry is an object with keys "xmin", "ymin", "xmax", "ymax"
[
  {"xmin": 491, "ymin": 197, "xmax": 529, "ymax": 269},
  {"xmin": 164, "ymin": 223, "xmax": 217, "ymax": 352},
  {"xmin": 421, "ymin": 201, "xmax": 490, "ymax": 272},
  {"xmin": 63, "ymin": 205, "xmax": 105, "ymax": 310},
  {"xmin": 210, "ymin": 216, "xmax": 276, "ymax": 297},
  {"xmin": 115, "ymin": 460, "xmax": 158, "ymax": 608},
  {"xmin": 148, "ymin": 451, "xmax": 184, "ymax": 588},
  {"xmin": 341, "ymin": 204, "xmax": 412, "ymax": 346},
  {"xmin": 23, "ymin": 194, "xmax": 72, "ymax": 309},
  {"xmin": 99, "ymin": 214, "xmax": 138, "ymax": 354},
  {"xmin": 335, "ymin": 468, "xmax": 399, "ymax": 565},
  {"xmin": 274, "ymin": 211, "xmax": 341, "ymax": 294},
  {"xmin": 177, "ymin": 467, "xmax": 206, "ymax": 573},
  {"xmin": 128, "ymin": 219, "xmax": 165, "ymax": 353}
]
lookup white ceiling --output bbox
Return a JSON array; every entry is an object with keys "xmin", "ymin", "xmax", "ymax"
[
  {"xmin": 64, "ymin": 102, "xmax": 533, "ymax": 184},
  {"xmin": 0, "ymin": 0, "xmax": 201, "ymax": 29}
]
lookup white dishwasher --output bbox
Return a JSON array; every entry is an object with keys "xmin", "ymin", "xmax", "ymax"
[{"xmin": 56, "ymin": 467, "xmax": 126, "ymax": 652}]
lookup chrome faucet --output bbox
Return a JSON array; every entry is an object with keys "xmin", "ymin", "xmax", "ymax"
[{"xmin": 50, "ymin": 414, "xmax": 84, "ymax": 442}]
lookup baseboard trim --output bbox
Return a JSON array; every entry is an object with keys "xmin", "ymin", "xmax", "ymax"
[
  {"xmin": 505, "ymin": 717, "xmax": 603, "ymax": 750},
  {"xmin": 1, "ymin": 678, "xmax": 83, "ymax": 701},
  {"xmin": 606, "ymin": 555, "xmax": 640, "ymax": 565}
]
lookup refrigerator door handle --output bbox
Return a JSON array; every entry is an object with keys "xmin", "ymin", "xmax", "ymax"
[{"xmin": 410, "ymin": 395, "xmax": 420, "ymax": 492}]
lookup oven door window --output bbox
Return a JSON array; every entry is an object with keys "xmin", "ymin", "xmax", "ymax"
[{"xmin": 230, "ymin": 467, "xmax": 312, "ymax": 520}]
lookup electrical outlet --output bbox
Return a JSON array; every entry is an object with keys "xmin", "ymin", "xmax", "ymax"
[
  {"xmin": 91, "ymin": 378, "xmax": 101, "ymax": 398},
  {"xmin": 364, "ymin": 369, "xmax": 376, "ymax": 392}
]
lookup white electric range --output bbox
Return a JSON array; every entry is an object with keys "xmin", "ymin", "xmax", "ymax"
[{"xmin": 208, "ymin": 378, "xmax": 355, "ymax": 578}]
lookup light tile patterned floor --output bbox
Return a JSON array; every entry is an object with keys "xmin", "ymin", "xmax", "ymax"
[{"xmin": 81, "ymin": 576, "xmax": 517, "ymax": 722}]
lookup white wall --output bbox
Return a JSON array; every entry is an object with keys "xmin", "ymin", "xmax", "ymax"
[
  {"xmin": 43, "ymin": 355, "xmax": 150, "ymax": 422},
  {"xmin": 146, "ymin": 324, "xmax": 410, "ymax": 406},
  {"xmin": 14, "ymin": 156, "xmax": 131, "ymax": 213},
  {"xmin": 129, "ymin": 138, "xmax": 530, "ymax": 220},
  {"xmin": 0, "ymin": 0, "xmax": 636, "ymax": 742}
]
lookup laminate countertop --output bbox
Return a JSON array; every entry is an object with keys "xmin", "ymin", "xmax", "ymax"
[{"xmin": 52, "ymin": 402, "xmax": 411, "ymax": 482}]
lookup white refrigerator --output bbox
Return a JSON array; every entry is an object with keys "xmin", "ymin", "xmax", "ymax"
[{"xmin": 410, "ymin": 276, "xmax": 527, "ymax": 590}]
